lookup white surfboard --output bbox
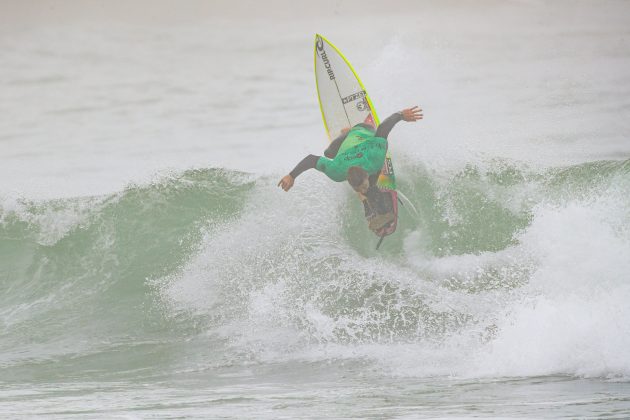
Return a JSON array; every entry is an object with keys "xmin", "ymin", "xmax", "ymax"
[{"xmin": 314, "ymin": 34, "xmax": 399, "ymax": 241}]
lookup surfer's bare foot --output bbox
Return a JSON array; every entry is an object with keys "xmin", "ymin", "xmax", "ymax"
[
  {"xmin": 278, "ymin": 174, "xmax": 295, "ymax": 191},
  {"xmin": 401, "ymin": 106, "xmax": 423, "ymax": 122}
]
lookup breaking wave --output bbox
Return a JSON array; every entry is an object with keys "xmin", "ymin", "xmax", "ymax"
[{"xmin": 1, "ymin": 160, "xmax": 629, "ymax": 382}]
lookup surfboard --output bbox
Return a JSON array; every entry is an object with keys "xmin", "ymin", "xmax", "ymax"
[{"xmin": 314, "ymin": 34, "xmax": 399, "ymax": 240}]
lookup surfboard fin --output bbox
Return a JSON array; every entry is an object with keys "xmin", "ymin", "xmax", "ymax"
[{"xmin": 376, "ymin": 235, "xmax": 386, "ymax": 250}]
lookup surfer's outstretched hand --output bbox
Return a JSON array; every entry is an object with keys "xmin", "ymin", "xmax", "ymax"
[
  {"xmin": 278, "ymin": 174, "xmax": 295, "ymax": 192},
  {"xmin": 401, "ymin": 106, "xmax": 423, "ymax": 122}
]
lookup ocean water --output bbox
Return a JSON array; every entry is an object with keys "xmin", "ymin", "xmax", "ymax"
[{"xmin": 1, "ymin": 1, "xmax": 630, "ymax": 418}]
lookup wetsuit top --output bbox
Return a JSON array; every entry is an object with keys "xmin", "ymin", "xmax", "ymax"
[
  {"xmin": 314, "ymin": 125, "xmax": 387, "ymax": 182},
  {"xmin": 288, "ymin": 111, "xmax": 403, "ymax": 181}
]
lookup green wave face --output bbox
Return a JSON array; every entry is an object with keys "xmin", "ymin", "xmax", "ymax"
[
  {"xmin": 344, "ymin": 159, "xmax": 629, "ymax": 255},
  {"xmin": 0, "ymin": 160, "xmax": 628, "ymax": 382},
  {"xmin": 0, "ymin": 169, "xmax": 255, "ymax": 380}
]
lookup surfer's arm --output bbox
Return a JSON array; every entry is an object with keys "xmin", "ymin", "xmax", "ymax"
[
  {"xmin": 375, "ymin": 107, "xmax": 423, "ymax": 139},
  {"xmin": 279, "ymin": 154, "xmax": 321, "ymax": 191},
  {"xmin": 289, "ymin": 154, "xmax": 320, "ymax": 179},
  {"xmin": 375, "ymin": 112, "xmax": 403, "ymax": 139}
]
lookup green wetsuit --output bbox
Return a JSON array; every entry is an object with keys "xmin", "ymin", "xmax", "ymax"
[
  {"xmin": 287, "ymin": 112, "xmax": 403, "ymax": 182},
  {"xmin": 315, "ymin": 125, "xmax": 387, "ymax": 182}
]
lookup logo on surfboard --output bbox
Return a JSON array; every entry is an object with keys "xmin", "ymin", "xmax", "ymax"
[
  {"xmin": 341, "ymin": 90, "xmax": 370, "ymax": 112},
  {"xmin": 316, "ymin": 36, "xmax": 335, "ymax": 80},
  {"xmin": 341, "ymin": 90, "xmax": 366, "ymax": 105},
  {"xmin": 356, "ymin": 99, "xmax": 369, "ymax": 111}
]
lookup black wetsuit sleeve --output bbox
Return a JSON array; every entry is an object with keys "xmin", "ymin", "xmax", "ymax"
[
  {"xmin": 375, "ymin": 112, "xmax": 403, "ymax": 139},
  {"xmin": 289, "ymin": 154, "xmax": 320, "ymax": 179},
  {"xmin": 324, "ymin": 132, "xmax": 346, "ymax": 158}
]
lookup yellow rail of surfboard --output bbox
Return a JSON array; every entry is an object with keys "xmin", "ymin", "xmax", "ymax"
[{"xmin": 314, "ymin": 33, "xmax": 381, "ymax": 142}]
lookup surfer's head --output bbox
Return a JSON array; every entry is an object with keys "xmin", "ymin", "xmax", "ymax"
[{"xmin": 347, "ymin": 166, "xmax": 369, "ymax": 194}]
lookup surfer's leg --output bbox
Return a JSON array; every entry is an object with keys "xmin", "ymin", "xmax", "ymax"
[{"xmin": 324, "ymin": 132, "xmax": 347, "ymax": 158}]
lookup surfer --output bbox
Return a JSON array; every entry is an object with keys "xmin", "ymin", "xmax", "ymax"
[{"xmin": 278, "ymin": 106, "xmax": 422, "ymax": 231}]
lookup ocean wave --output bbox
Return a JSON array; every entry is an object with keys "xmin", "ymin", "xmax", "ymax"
[{"xmin": 1, "ymin": 159, "xmax": 628, "ymax": 381}]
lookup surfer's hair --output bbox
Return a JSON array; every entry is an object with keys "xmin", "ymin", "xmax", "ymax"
[{"xmin": 347, "ymin": 166, "xmax": 368, "ymax": 189}]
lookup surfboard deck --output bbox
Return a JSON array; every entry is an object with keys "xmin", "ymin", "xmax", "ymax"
[{"xmin": 314, "ymin": 34, "xmax": 398, "ymax": 239}]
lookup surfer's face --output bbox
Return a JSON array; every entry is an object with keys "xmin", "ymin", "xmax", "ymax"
[{"xmin": 353, "ymin": 177, "xmax": 369, "ymax": 194}]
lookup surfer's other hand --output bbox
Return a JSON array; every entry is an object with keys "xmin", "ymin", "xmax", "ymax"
[
  {"xmin": 278, "ymin": 174, "xmax": 295, "ymax": 192},
  {"xmin": 401, "ymin": 106, "xmax": 423, "ymax": 122}
]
